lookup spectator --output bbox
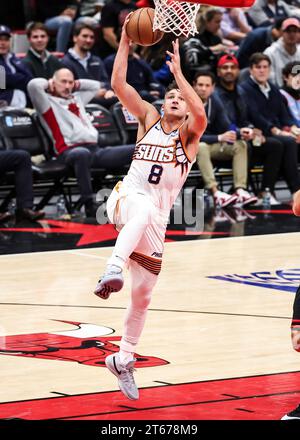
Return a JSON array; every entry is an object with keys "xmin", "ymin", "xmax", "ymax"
[
  {"xmin": 216, "ymin": 54, "xmax": 283, "ymax": 204},
  {"xmin": 104, "ymin": 45, "xmax": 164, "ymax": 102},
  {"xmin": 23, "ymin": 22, "xmax": 61, "ymax": 79},
  {"xmin": 97, "ymin": 0, "xmax": 136, "ymax": 59},
  {"xmin": 27, "ymin": 69, "xmax": 134, "ymax": 217},
  {"xmin": 280, "ymin": 60, "xmax": 300, "ymax": 128},
  {"xmin": 264, "ymin": 17, "xmax": 300, "ymax": 87},
  {"xmin": 0, "ymin": 25, "xmax": 32, "ymax": 109},
  {"xmin": 0, "ymin": 150, "xmax": 45, "ymax": 222},
  {"xmin": 220, "ymin": 8, "xmax": 252, "ymax": 45},
  {"xmin": 193, "ymin": 71, "xmax": 257, "ymax": 208},
  {"xmin": 62, "ymin": 23, "xmax": 117, "ymax": 108},
  {"xmin": 35, "ymin": 1, "xmax": 79, "ymax": 53},
  {"xmin": 181, "ymin": 7, "xmax": 235, "ymax": 82},
  {"xmin": 240, "ymin": 52, "xmax": 300, "ymax": 198},
  {"xmin": 247, "ymin": 0, "xmax": 298, "ymax": 28},
  {"xmin": 237, "ymin": 18, "xmax": 283, "ymax": 69}
]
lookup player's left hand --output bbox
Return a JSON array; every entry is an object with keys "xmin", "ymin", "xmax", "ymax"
[
  {"xmin": 166, "ymin": 39, "xmax": 182, "ymax": 76},
  {"xmin": 121, "ymin": 12, "xmax": 134, "ymax": 45}
]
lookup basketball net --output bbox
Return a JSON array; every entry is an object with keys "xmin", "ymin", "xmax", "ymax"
[{"xmin": 153, "ymin": 0, "xmax": 200, "ymax": 37}]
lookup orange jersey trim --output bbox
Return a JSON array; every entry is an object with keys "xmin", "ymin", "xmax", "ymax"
[{"xmin": 178, "ymin": 127, "xmax": 192, "ymax": 164}]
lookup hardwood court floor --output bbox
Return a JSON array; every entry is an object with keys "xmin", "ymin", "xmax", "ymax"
[{"xmin": 0, "ymin": 231, "xmax": 299, "ymax": 420}]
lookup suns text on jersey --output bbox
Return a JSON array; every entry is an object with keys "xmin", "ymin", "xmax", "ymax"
[{"xmin": 134, "ymin": 144, "xmax": 175, "ymax": 163}]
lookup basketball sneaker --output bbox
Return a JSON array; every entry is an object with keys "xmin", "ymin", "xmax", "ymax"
[
  {"xmin": 234, "ymin": 188, "xmax": 258, "ymax": 207},
  {"xmin": 213, "ymin": 190, "xmax": 238, "ymax": 208},
  {"xmin": 105, "ymin": 353, "xmax": 139, "ymax": 400},
  {"xmin": 281, "ymin": 403, "xmax": 300, "ymax": 420},
  {"xmin": 94, "ymin": 264, "xmax": 124, "ymax": 300}
]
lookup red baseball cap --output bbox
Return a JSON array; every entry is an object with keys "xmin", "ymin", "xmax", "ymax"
[
  {"xmin": 282, "ymin": 17, "xmax": 300, "ymax": 31},
  {"xmin": 217, "ymin": 54, "xmax": 239, "ymax": 68}
]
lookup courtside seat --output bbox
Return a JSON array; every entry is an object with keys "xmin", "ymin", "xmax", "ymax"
[
  {"xmin": 0, "ymin": 109, "xmax": 69, "ymax": 210},
  {"xmin": 85, "ymin": 103, "xmax": 123, "ymax": 147}
]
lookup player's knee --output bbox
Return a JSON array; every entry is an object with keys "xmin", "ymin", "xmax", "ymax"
[{"xmin": 132, "ymin": 286, "xmax": 152, "ymax": 310}]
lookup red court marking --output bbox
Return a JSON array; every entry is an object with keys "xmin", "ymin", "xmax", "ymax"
[{"xmin": 1, "ymin": 372, "xmax": 299, "ymax": 420}]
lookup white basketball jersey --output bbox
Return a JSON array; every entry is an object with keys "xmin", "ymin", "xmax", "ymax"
[{"xmin": 122, "ymin": 118, "xmax": 195, "ymax": 212}]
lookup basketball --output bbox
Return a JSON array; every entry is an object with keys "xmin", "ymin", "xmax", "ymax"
[{"xmin": 125, "ymin": 8, "xmax": 164, "ymax": 46}]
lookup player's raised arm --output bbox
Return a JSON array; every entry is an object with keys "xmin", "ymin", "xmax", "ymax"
[
  {"xmin": 166, "ymin": 39, "xmax": 207, "ymax": 139},
  {"xmin": 111, "ymin": 18, "xmax": 158, "ymax": 123}
]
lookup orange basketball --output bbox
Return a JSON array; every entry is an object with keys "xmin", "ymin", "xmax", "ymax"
[{"xmin": 125, "ymin": 8, "xmax": 164, "ymax": 46}]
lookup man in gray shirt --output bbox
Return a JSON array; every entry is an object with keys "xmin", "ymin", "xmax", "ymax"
[{"xmin": 28, "ymin": 68, "xmax": 134, "ymax": 217}]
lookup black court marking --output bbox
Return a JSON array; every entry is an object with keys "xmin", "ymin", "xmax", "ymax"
[
  {"xmin": 52, "ymin": 388, "xmax": 300, "ymax": 420},
  {"xmin": 0, "ymin": 302, "xmax": 291, "ymax": 320},
  {"xmin": 50, "ymin": 392, "xmax": 70, "ymax": 397},
  {"xmin": 153, "ymin": 380, "xmax": 173, "ymax": 385}
]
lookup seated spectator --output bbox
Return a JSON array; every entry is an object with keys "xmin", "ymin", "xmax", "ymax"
[
  {"xmin": 62, "ymin": 23, "xmax": 117, "ymax": 109},
  {"xmin": 0, "ymin": 25, "xmax": 32, "ymax": 109},
  {"xmin": 23, "ymin": 22, "xmax": 61, "ymax": 79},
  {"xmin": 35, "ymin": 0, "xmax": 79, "ymax": 53},
  {"xmin": 141, "ymin": 33, "xmax": 174, "ymax": 87},
  {"xmin": 240, "ymin": 52, "xmax": 300, "ymax": 198},
  {"xmin": 220, "ymin": 8, "xmax": 252, "ymax": 45},
  {"xmin": 247, "ymin": 0, "xmax": 298, "ymax": 28},
  {"xmin": 237, "ymin": 18, "xmax": 283, "ymax": 69},
  {"xmin": 27, "ymin": 69, "xmax": 135, "ymax": 217},
  {"xmin": 215, "ymin": 54, "xmax": 284, "ymax": 204},
  {"xmin": 77, "ymin": 0, "xmax": 105, "ymax": 27},
  {"xmin": 181, "ymin": 7, "xmax": 235, "ymax": 81},
  {"xmin": 0, "ymin": 150, "xmax": 45, "ymax": 222},
  {"xmin": 104, "ymin": 45, "xmax": 164, "ymax": 103},
  {"xmin": 97, "ymin": 0, "xmax": 136, "ymax": 59},
  {"xmin": 193, "ymin": 71, "xmax": 257, "ymax": 208},
  {"xmin": 264, "ymin": 17, "xmax": 300, "ymax": 87},
  {"xmin": 280, "ymin": 61, "xmax": 300, "ymax": 128},
  {"xmin": 198, "ymin": 7, "xmax": 235, "ymax": 54}
]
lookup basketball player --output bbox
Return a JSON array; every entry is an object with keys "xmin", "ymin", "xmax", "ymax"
[
  {"xmin": 93, "ymin": 21, "xmax": 207, "ymax": 400},
  {"xmin": 282, "ymin": 189, "xmax": 300, "ymax": 419}
]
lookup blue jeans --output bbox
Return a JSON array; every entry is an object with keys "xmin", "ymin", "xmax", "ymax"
[{"xmin": 45, "ymin": 16, "xmax": 73, "ymax": 53}]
